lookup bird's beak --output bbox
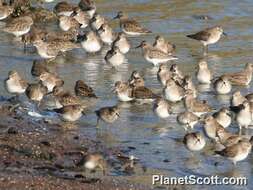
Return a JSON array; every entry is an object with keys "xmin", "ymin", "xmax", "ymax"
[
  {"xmin": 70, "ymin": 11, "xmax": 77, "ymax": 17},
  {"xmin": 111, "ymin": 87, "xmax": 116, "ymax": 93},
  {"xmin": 223, "ymin": 32, "xmax": 227, "ymax": 36},
  {"xmin": 116, "ymin": 112, "xmax": 120, "ymax": 117},
  {"xmin": 113, "ymin": 15, "xmax": 119, "ymax": 19},
  {"xmin": 135, "ymin": 44, "xmax": 142, "ymax": 49}
]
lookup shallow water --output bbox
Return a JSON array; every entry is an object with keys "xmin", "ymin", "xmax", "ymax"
[{"xmin": 1, "ymin": 0, "xmax": 253, "ymax": 189}]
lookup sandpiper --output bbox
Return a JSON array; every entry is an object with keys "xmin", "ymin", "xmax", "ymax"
[
  {"xmin": 5, "ymin": 70, "xmax": 27, "ymax": 97},
  {"xmin": 231, "ymin": 91, "xmax": 247, "ymax": 107},
  {"xmin": 132, "ymin": 86, "xmax": 158, "ymax": 101},
  {"xmin": 0, "ymin": 5, "xmax": 13, "ymax": 20},
  {"xmin": 128, "ymin": 70, "xmax": 145, "ymax": 88},
  {"xmin": 3, "ymin": 16, "xmax": 33, "ymax": 37},
  {"xmin": 196, "ymin": 60, "xmax": 212, "ymax": 84},
  {"xmin": 112, "ymin": 32, "xmax": 130, "ymax": 54},
  {"xmin": 215, "ymin": 139, "xmax": 252, "ymax": 165},
  {"xmin": 22, "ymin": 26, "xmax": 47, "ymax": 47},
  {"xmin": 71, "ymin": 7, "xmax": 90, "ymax": 29},
  {"xmin": 95, "ymin": 105, "xmax": 120, "ymax": 127},
  {"xmin": 39, "ymin": 72, "xmax": 64, "ymax": 93},
  {"xmin": 136, "ymin": 41, "xmax": 177, "ymax": 66},
  {"xmin": 182, "ymin": 76, "xmax": 197, "ymax": 98},
  {"xmin": 90, "ymin": 13, "xmax": 106, "ymax": 31},
  {"xmin": 213, "ymin": 76, "xmax": 232, "ymax": 95},
  {"xmin": 184, "ymin": 90, "xmax": 212, "ymax": 116},
  {"xmin": 153, "ymin": 98, "xmax": 172, "ymax": 119},
  {"xmin": 213, "ymin": 108, "xmax": 231, "ymax": 128},
  {"xmin": 78, "ymin": 31, "xmax": 102, "ymax": 53},
  {"xmin": 221, "ymin": 63, "xmax": 253, "ymax": 86},
  {"xmin": 183, "ymin": 132, "xmax": 206, "ymax": 151},
  {"xmin": 31, "ymin": 60, "xmax": 49, "ymax": 77},
  {"xmin": 114, "ymin": 11, "xmax": 151, "ymax": 36},
  {"xmin": 75, "ymin": 80, "xmax": 97, "ymax": 98},
  {"xmin": 45, "ymin": 28, "xmax": 79, "ymax": 42},
  {"xmin": 25, "ymin": 82, "xmax": 48, "ymax": 104},
  {"xmin": 177, "ymin": 111, "xmax": 199, "ymax": 130},
  {"xmin": 59, "ymin": 15, "xmax": 80, "ymax": 31},
  {"xmin": 187, "ymin": 26, "xmax": 226, "ymax": 52},
  {"xmin": 105, "ymin": 46, "xmax": 125, "ymax": 67},
  {"xmin": 97, "ymin": 24, "xmax": 115, "ymax": 45},
  {"xmin": 84, "ymin": 153, "xmax": 106, "ymax": 174},
  {"xmin": 170, "ymin": 64, "xmax": 184, "ymax": 81},
  {"xmin": 157, "ymin": 64, "xmax": 171, "ymax": 86},
  {"xmin": 153, "ymin": 35, "xmax": 175, "ymax": 55},
  {"xmin": 163, "ymin": 78, "xmax": 184, "ymax": 102},
  {"xmin": 113, "ymin": 81, "xmax": 133, "ymax": 102},
  {"xmin": 202, "ymin": 115, "xmax": 224, "ymax": 141},
  {"xmin": 52, "ymin": 86, "xmax": 81, "ymax": 107},
  {"xmin": 78, "ymin": 0, "xmax": 96, "ymax": 18},
  {"xmin": 54, "ymin": 104, "xmax": 85, "ymax": 122},
  {"xmin": 54, "ymin": 1, "xmax": 76, "ymax": 16},
  {"xmin": 231, "ymin": 101, "xmax": 252, "ymax": 130}
]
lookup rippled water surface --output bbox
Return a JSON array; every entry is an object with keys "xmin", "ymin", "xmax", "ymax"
[{"xmin": 1, "ymin": 0, "xmax": 253, "ymax": 189}]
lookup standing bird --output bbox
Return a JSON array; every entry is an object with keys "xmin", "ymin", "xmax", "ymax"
[
  {"xmin": 105, "ymin": 46, "xmax": 125, "ymax": 67},
  {"xmin": 54, "ymin": 1, "xmax": 76, "ymax": 16},
  {"xmin": 153, "ymin": 98, "xmax": 172, "ymax": 119},
  {"xmin": 213, "ymin": 108, "xmax": 231, "ymax": 128},
  {"xmin": 5, "ymin": 70, "xmax": 27, "ymax": 98},
  {"xmin": 31, "ymin": 60, "xmax": 50, "ymax": 77},
  {"xmin": 112, "ymin": 32, "xmax": 130, "ymax": 54},
  {"xmin": 183, "ymin": 132, "xmax": 206, "ymax": 151},
  {"xmin": 163, "ymin": 78, "xmax": 184, "ymax": 103},
  {"xmin": 177, "ymin": 111, "xmax": 200, "ymax": 130},
  {"xmin": 187, "ymin": 26, "xmax": 226, "ymax": 53},
  {"xmin": 196, "ymin": 60, "xmax": 212, "ymax": 84},
  {"xmin": 59, "ymin": 15, "xmax": 80, "ymax": 31},
  {"xmin": 182, "ymin": 76, "xmax": 197, "ymax": 98},
  {"xmin": 39, "ymin": 72, "xmax": 64, "ymax": 93},
  {"xmin": 113, "ymin": 81, "xmax": 133, "ymax": 102},
  {"xmin": 202, "ymin": 115, "xmax": 224, "ymax": 141},
  {"xmin": 54, "ymin": 104, "xmax": 85, "ymax": 122},
  {"xmin": 84, "ymin": 153, "xmax": 106, "ymax": 175},
  {"xmin": 79, "ymin": 31, "xmax": 102, "ymax": 53},
  {"xmin": 95, "ymin": 105, "xmax": 120, "ymax": 127},
  {"xmin": 97, "ymin": 24, "xmax": 115, "ymax": 45},
  {"xmin": 128, "ymin": 70, "xmax": 145, "ymax": 88},
  {"xmin": 3, "ymin": 16, "xmax": 33, "ymax": 37},
  {"xmin": 215, "ymin": 139, "xmax": 252, "ymax": 165},
  {"xmin": 153, "ymin": 35, "xmax": 175, "ymax": 55},
  {"xmin": 25, "ymin": 82, "xmax": 48, "ymax": 105},
  {"xmin": 136, "ymin": 41, "xmax": 177, "ymax": 66},
  {"xmin": 221, "ymin": 63, "xmax": 253, "ymax": 86},
  {"xmin": 90, "ymin": 13, "xmax": 106, "ymax": 31},
  {"xmin": 78, "ymin": 0, "xmax": 96, "ymax": 18},
  {"xmin": 231, "ymin": 91, "xmax": 247, "ymax": 107},
  {"xmin": 213, "ymin": 76, "xmax": 232, "ymax": 95},
  {"xmin": 74, "ymin": 80, "xmax": 97, "ymax": 98},
  {"xmin": 157, "ymin": 64, "xmax": 171, "ymax": 86},
  {"xmin": 113, "ymin": 11, "xmax": 151, "ymax": 36}
]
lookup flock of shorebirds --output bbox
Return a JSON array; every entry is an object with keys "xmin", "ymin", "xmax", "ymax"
[{"xmin": 1, "ymin": 0, "xmax": 253, "ymax": 172}]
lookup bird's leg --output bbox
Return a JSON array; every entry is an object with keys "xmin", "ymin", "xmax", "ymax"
[{"xmin": 96, "ymin": 117, "xmax": 100, "ymax": 128}]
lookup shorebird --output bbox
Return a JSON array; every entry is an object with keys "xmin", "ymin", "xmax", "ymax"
[
  {"xmin": 97, "ymin": 24, "xmax": 115, "ymax": 45},
  {"xmin": 95, "ymin": 105, "xmax": 120, "ymax": 127},
  {"xmin": 78, "ymin": 0, "xmax": 96, "ymax": 18},
  {"xmin": 74, "ymin": 80, "xmax": 97, "ymax": 98},
  {"xmin": 187, "ymin": 26, "xmax": 226, "ymax": 52},
  {"xmin": 113, "ymin": 81, "xmax": 133, "ymax": 102},
  {"xmin": 177, "ymin": 111, "xmax": 199, "ymax": 130},
  {"xmin": 157, "ymin": 64, "xmax": 171, "ymax": 86},
  {"xmin": 245, "ymin": 93, "xmax": 253, "ymax": 103},
  {"xmin": 163, "ymin": 78, "xmax": 184, "ymax": 102},
  {"xmin": 112, "ymin": 32, "xmax": 130, "ymax": 54},
  {"xmin": 0, "ymin": 5, "xmax": 13, "ymax": 20},
  {"xmin": 153, "ymin": 98, "xmax": 172, "ymax": 119},
  {"xmin": 231, "ymin": 91, "xmax": 247, "ymax": 107},
  {"xmin": 153, "ymin": 35, "xmax": 175, "ymax": 55},
  {"xmin": 84, "ymin": 153, "xmax": 106, "ymax": 174},
  {"xmin": 184, "ymin": 90, "xmax": 212, "ymax": 116},
  {"xmin": 22, "ymin": 26, "xmax": 47, "ymax": 48},
  {"xmin": 54, "ymin": 104, "xmax": 85, "ymax": 122},
  {"xmin": 131, "ymin": 86, "xmax": 158, "ymax": 101},
  {"xmin": 5, "ymin": 70, "xmax": 27, "ymax": 98},
  {"xmin": 54, "ymin": 1, "xmax": 76, "ymax": 16},
  {"xmin": 59, "ymin": 15, "xmax": 80, "ymax": 31},
  {"xmin": 230, "ymin": 101, "xmax": 252, "ymax": 130},
  {"xmin": 183, "ymin": 132, "xmax": 206, "ymax": 151},
  {"xmin": 3, "ymin": 16, "xmax": 33, "ymax": 37},
  {"xmin": 213, "ymin": 108, "xmax": 231, "ymax": 128},
  {"xmin": 31, "ymin": 60, "xmax": 49, "ymax": 77},
  {"xmin": 25, "ymin": 82, "xmax": 48, "ymax": 104},
  {"xmin": 78, "ymin": 31, "xmax": 102, "ymax": 53},
  {"xmin": 71, "ymin": 7, "xmax": 90, "ymax": 29},
  {"xmin": 128, "ymin": 70, "xmax": 145, "ymax": 88},
  {"xmin": 215, "ymin": 139, "xmax": 252, "ymax": 165},
  {"xmin": 202, "ymin": 115, "xmax": 224, "ymax": 141},
  {"xmin": 113, "ymin": 11, "xmax": 151, "ymax": 36},
  {"xmin": 39, "ymin": 72, "xmax": 64, "ymax": 93},
  {"xmin": 136, "ymin": 41, "xmax": 177, "ymax": 66},
  {"xmin": 170, "ymin": 64, "xmax": 184, "ymax": 81},
  {"xmin": 90, "ymin": 13, "xmax": 106, "ymax": 31},
  {"xmin": 221, "ymin": 63, "xmax": 253, "ymax": 86},
  {"xmin": 213, "ymin": 76, "xmax": 232, "ymax": 95},
  {"xmin": 182, "ymin": 76, "xmax": 197, "ymax": 98},
  {"xmin": 105, "ymin": 46, "xmax": 125, "ymax": 67},
  {"xmin": 196, "ymin": 60, "xmax": 212, "ymax": 84}
]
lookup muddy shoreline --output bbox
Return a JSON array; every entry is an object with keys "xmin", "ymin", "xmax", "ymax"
[{"xmin": 0, "ymin": 102, "xmax": 151, "ymax": 190}]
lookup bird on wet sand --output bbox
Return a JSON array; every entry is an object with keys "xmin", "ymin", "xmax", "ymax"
[
  {"xmin": 112, "ymin": 32, "xmax": 130, "ymax": 54},
  {"xmin": 231, "ymin": 91, "xmax": 247, "ymax": 107},
  {"xmin": 39, "ymin": 72, "xmax": 64, "ymax": 93},
  {"xmin": 213, "ymin": 108, "xmax": 231, "ymax": 128},
  {"xmin": 113, "ymin": 81, "xmax": 133, "ymax": 102},
  {"xmin": 54, "ymin": 104, "xmax": 85, "ymax": 122},
  {"xmin": 157, "ymin": 64, "xmax": 171, "ymax": 86},
  {"xmin": 196, "ymin": 60, "xmax": 212, "ymax": 84},
  {"xmin": 177, "ymin": 111, "xmax": 199, "ymax": 130},
  {"xmin": 183, "ymin": 132, "xmax": 206, "ymax": 151},
  {"xmin": 153, "ymin": 35, "xmax": 176, "ymax": 55},
  {"xmin": 163, "ymin": 78, "xmax": 184, "ymax": 103},
  {"xmin": 213, "ymin": 76, "xmax": 232, "ymax": 95},
  {"xmin": 153, "ymin": 98, "xmax": 172, "ymax": 119},
  {"xmin": 128, "ymin": 70, "xmax": 145, "ymax": 88},
  {"xmin": 75, "ymin": 80, "xmax": 97, "ymax": 98},
  {"xmin": 95, "ymin": 105, "xmax": 120, "ymax": 127},
  {"xmin": 105, "ymin": 46, "xmax": 125, "ymax": 67}
]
